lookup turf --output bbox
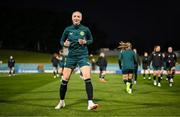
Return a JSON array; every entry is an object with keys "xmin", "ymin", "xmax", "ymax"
[{"xmin": 0, "ymin": 73, "xmax": 180, "ymax": 116}]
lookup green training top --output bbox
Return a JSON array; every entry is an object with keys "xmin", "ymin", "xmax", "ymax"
[
  {"xmin": 118, "ymin": 49, "xmax": 137, "ymax": 70},
  {"xmin": 60, "ymin": 24, "xmax": 93, "ymax": 57}
]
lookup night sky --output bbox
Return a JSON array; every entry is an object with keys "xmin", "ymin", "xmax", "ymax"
[{"xmin": 0, "ymin": 0, "xmax": 180, "ymax": 54}]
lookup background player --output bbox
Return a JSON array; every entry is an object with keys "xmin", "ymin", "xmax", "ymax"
[
  {"xmin": 133, "ymin": 48, "xmax": 140, "ymax": 84},
  {"xmin": 164, "ymin": 47, "xmax": 177, "ymax": 87},
  {"xmin": 58, "ymin": 50, "xmax": 65, "ymax": 79},
  {"xmin": 51, "ymin": 53, "xmax": 59, "ymax": 78},
  {"xmin": 8, "ymin": 56, "xmax": 15, "ymax": 76},
  {"xmin": 96, "ymin": 52, "xmax": 108, "ymax": 82},
  {"xmin": 149, "ymin": 45, "xmax": 164, "ymax": 87},
  {"xmin": 118, "ymin": 42, "xmax": 137, "ymax": 94},
  {"xmin": 142, "ymin": 52, "xmax": 151, "ymax": 80}
]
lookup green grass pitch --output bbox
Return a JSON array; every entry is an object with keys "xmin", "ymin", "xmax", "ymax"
[{"xmin": 0, "ymin": 73, "xmax": 180, "ymax": 116}]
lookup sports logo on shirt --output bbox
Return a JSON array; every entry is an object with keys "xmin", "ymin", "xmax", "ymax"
[
  {"xmin": 69, "ymin": 32, "xmax": 73, "ymax": 35},
  {"xmin": 80, "ymin": 31, "xmax": 85, "ymax": 36}
]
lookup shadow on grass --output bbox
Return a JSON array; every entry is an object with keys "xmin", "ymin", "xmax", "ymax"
[{"xmin": 0, "ymin": 98, "xmax": 103, "ymax": 109}]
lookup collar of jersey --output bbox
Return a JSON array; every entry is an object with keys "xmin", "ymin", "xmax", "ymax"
[{"xmin": 73, "ymin": 24, "xmax": 81, "ymax": 29}]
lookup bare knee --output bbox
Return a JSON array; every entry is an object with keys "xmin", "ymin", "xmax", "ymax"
[
  {"xmin": 123, "ymin": 74, "xmax": 128, "ymax": 80},
  {"xmin": 80, "ymin": 66, "xmax": 91, "ymax": 79},
  {"xmin": 62, "ymin": 68, "xmax": 72, "ymax": 81}
]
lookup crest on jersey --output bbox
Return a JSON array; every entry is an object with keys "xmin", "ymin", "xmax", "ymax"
[
  {"xmin": 80, "ymin": 31, "xmax": 85, "ymax": 36},
  {"xmin": 69, "ymin": 32, "xmax": 73, "ymax": 35}
]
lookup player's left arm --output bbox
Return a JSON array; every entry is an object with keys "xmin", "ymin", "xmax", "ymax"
[{"xmin": 85, "ymin": 27, "xmax": 93, "ymax": 45}]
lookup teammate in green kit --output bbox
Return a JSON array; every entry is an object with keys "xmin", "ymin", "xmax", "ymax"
[
  {"xmin": 118, "ymin": 42, "xmax": 137, "ymax": 94},
  {"xmin": 55, "ymin": 11, "xmax": 98, "ymax": 110}
]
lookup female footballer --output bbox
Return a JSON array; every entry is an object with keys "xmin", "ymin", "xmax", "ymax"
[
  {"xmin": 118, "ymin": 42, "xmax": 137, "ymax": 94},
  {"xmin": 142, "ymin": 52, "xmax": 151, "ymax": 80},
  {"xmin": 55, "ymin": 11, "xmax": 98, "ymax": 110},
  {"xmin": 149, "ymin": 45, "xmax": 164, "ymax": 87},
  {"xmin": 164, "ymin": 47, "xmax": 177, "ymax": 87}
]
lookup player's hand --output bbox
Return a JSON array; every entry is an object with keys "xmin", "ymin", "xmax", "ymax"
[
  {"xmin": 161, "ymin": 67, "xmax": 164, "ymax": 70},
  {"xmin": 78, "ymin": 39, "xmax": 86, "ymax": 45},
  {"xmin": 64, "ymin": 39, "xmax": 70, "ymax": 47},
  {"xmin": 56, "ymin": 56, "xmax": 60, "ymax": 60}
]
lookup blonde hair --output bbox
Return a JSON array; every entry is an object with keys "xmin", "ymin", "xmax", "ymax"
[
  {"xmin": 72, "ymin": 11, "xmax": 82, "ymax": 15},
  {"xmin": 118, "ymin": 41, "xmax": 132, "ymax": 49}
]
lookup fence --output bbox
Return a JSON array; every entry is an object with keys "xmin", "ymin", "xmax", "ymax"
[{"xmin": 0, "ymin": 63, "xmax": 180, "ymax": 74}]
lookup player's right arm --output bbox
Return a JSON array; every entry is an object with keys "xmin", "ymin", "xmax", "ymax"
[{"xmin": 85, "ymin": 27, "xmax": 93, "ymax": 45}]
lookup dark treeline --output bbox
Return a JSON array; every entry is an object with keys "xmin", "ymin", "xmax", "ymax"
[{"xmin": 0, "ymin": 8, "xmax": 108, "ymax": 54}]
